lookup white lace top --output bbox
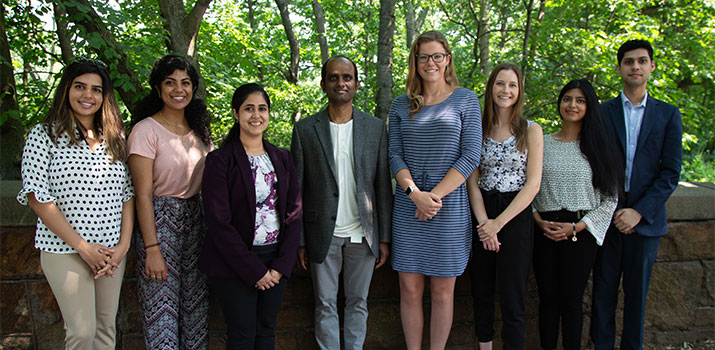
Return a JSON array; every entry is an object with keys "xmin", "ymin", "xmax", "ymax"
[
  {"xmin": 478, "ymin": 121, "xmax": 531, "ymax": 192},
  {"xmin": 532, "ymin": 134, "xmax": 618, "ymax": 245}
]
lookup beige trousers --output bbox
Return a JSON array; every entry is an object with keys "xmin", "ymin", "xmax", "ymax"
[{"xmin": 40, "ymin": 251, "xmax": 126, "ymax": 350}]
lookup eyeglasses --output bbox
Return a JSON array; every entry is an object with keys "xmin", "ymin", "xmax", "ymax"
[
  {"xmin": 73, "ymin": 57, "xmax": 107, "ymax": 69},
  {"xmin": 415, "ymin": 52, "xmax": 448, "ymax": 64}
]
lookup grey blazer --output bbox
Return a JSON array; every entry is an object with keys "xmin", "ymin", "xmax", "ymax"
[{"xmin": 290, "ymin": 108, "xmax": 393, "ymax": 263}]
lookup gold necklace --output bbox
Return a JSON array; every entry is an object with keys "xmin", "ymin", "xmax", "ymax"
[{"xmin": 158, "ymin": 111, "xmax": 186, "ymax": 142}]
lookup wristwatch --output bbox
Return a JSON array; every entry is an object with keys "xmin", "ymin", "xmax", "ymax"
[{"xmin": 405, "ymin": 185, "xmax": 419, "ymax": 196}]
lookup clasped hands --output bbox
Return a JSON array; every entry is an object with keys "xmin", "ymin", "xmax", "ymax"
[
  {"xmin": 411, "ymin": 190, "xmax": 442, "ymax": 221},
  {"xmin": 613, "ymin": 208, "xmax": 641, "ymax": 234},
  {"xmin": 78, "ymin": 241, "xmax": 124, "ymax": 279},
  {"xmin": 477, "ymin": 219, "xmax": 503, "ymax": 252},
  {"xmin": 255, "ymin": 269, "xmax": 283, "ymax": 291},
  {"xmin": 536, "ymin": 219, "xmax": 572, "ymax": 242}
]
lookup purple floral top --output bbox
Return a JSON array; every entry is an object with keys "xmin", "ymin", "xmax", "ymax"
[{"xmin": 249, "ymin": 153, "xmax": 280, "ymax": 246}]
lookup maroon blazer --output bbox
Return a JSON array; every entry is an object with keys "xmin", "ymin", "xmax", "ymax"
[{"xmin": 198, "ymin": 137, "xmax": 302, "ymax": 287}]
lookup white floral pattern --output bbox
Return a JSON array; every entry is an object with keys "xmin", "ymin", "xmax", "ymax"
[
  {"xmin": 249, "ymin": 153, "xmax": 280, "ymax": 246},
  {"xmin": 478, "ymin": 124, "xmax": 531, "ymax": 192}
]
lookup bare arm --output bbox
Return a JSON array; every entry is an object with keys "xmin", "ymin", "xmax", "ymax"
[
  {"xmin": 128, "ymin": 154, "xmax": 167, "ymax": 281},
  {"xmin": 28, "ymin": 193, "xmax": 112, "ymax": 274},
  {"xmin": 467, "ymin": 168, "xmax": 500, "ymax": 251}
]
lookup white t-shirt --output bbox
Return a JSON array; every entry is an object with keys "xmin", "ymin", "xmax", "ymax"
[{"xmin": 329, "ymin": 120, "xmax": 363, "ymax": 242}]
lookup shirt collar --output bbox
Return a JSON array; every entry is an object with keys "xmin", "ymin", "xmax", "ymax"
[{"xmin": 620, "ymin": 91, "xmax": 648, "ymax": 109}]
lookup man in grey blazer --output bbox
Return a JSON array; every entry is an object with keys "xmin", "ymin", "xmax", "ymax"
[{"xmin": 290, "ymin": 55, "xmax": 392, "ymax": 350}]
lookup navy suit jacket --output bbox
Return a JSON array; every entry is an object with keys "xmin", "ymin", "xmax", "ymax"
[
  {"xmin": 199, "ymin": 137, "xmax": 302, "ymax": 287},
  {"xmin": 601, "ymin": 94, "xmax": 682, "ymax": 237}
]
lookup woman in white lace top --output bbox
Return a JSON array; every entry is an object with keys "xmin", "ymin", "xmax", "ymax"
[
  {"xmin": 532, "ymin": 79, "xmax": 623, "ymax": 350},
  {"xmin": 467, "ymin": 63, "xmax": 543, "ymax": 350}
]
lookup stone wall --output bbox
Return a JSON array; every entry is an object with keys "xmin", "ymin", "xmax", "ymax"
[{"xmin": 1, "ymin": 181, "xmax": 713, "ymax": 349}]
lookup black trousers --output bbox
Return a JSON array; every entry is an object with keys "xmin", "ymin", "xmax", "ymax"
[
  {"xmin": 209, "ymin": 244, "xmax": 288, "ymax": 350},
  {"xmin": 469, "ymin": 189, "xmax": 533, "ymax": 350},
  {"xmin": 533, "ymin": 210, "xmax": 598, "ymax": 350}
]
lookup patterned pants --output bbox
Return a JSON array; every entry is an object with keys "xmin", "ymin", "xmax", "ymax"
[{"xmin": 136, "ymin": 195, "xmax": 208, "ymax": 350}]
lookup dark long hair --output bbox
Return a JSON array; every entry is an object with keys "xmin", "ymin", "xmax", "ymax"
[
  {"xmin": 483, "ymin": 63, "xmax": 528, "ymax": 152},
  {"xmin": 557, "ymin": 79, "xmax": 623, "ymax": 197},
  {"xmin": 131, "ymin": 55, "xmax": 211, "ymax": 145},
  {"xmin": 44, "ymin": 60, "xmax": 127, "ymax": 162},
  {"xmin": 222, "ymin": 83, "xmax": 271, "ymax": 147}
]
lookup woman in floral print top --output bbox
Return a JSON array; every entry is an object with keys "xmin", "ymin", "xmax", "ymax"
[{"xmin": 198, "ymin": 83, "xmax": 302, "ymax": 349}]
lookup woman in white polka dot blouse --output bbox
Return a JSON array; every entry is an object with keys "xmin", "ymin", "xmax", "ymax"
[{"xmin": 17, "ymin": 60, "xmax": 135, "ymax": 349}]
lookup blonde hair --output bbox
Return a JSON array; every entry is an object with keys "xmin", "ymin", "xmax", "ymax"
[
  {"xmin": 483, "ymin": 63, "xmax": 528, "ymax": 153},
  {"xmin": 406, "ymin": 30, "xmax": 460, "ymax": 116}
]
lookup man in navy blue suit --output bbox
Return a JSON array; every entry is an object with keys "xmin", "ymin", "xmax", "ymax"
[{"xmin": 591, "ymin": 39, "xmax": 682, "ymax": 350}]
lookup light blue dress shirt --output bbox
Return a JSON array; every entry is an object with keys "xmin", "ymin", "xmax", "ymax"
[{"xmin": 620, "ymin": 91, "xmax": 648, "ymax": 192}]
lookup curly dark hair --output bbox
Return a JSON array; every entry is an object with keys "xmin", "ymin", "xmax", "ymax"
[{"xmin": 131, "ymin": 55, "xmax": 211, "ymax": 145}]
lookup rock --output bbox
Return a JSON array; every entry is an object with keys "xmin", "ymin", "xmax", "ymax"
[
  {"xmin": 658, "ymin": 221, "xmax": 715, "ymax": 261},
  {"xmin": 0, "ymin": 227, "xmax": 41, "ymax": 279},
  {"xmin": 0, "ymin": 282, "xmax": 31, "ymax": 333},
  {"xmin": 646, "ymin": 261, "xmax": 702, "ymax": 330}
]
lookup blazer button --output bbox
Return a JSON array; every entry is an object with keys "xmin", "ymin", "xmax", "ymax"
[
  {"xmin": 333, "ymin": 192, "xmax": 338, "ymax": 197},
  {"xmin": 331, "ymin": 216, "xmax": 336, "ymax": 220}
]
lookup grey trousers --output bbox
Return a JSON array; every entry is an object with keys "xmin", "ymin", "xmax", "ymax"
[{"xmin": 311, "ymin": 237, "xmax": 375, "ymax": 350}]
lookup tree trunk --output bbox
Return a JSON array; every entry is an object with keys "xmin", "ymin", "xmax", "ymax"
[
  {"xmin": 246, "ymin": 0, "xmax": 257, "ymax": 33},
  {"xmin": 157, "ymin": 0, "xmax": 212, "ymax": 99},
  {"xmin": 312, "ymin": 0, "xmax": 329, "ymax": 64},
  {"xmin": 521, "ymin": 0, "xmax": 535, "ymax": 71},
  {"xmin": 375, "ymin": 0, "xmax": 395, "ymax": 121},
  {"xmin": 405, "ymin": 0, "xmax": 427, "ymax": 48},
  {"xmin": 53, "ymin": 2, "xmax": 73, "ymax": 64},
  {"xmin": 60, "ymin": 0, "xmax": 143, "ymax": 108},
  {"xmin": 275, "ymin": 0, "xmax": 300, "ymax": 84},
  {"xmin": 157, "ymin": 0, "xmax": 212, "ymax": 60},
  {"xmin": 478, "ymin": 0, "xmax": 490, "ymax": 75},
  {"xmin": 526, "ymin": 0, "xmax": 546, "ymax": 79},
  {"xmin": 0, "ymin": 4, "xmax": 24, "ymax": 180},
  {"xmin": 405, "ymin": 0, "xmax": 416, "ymax": 48}
]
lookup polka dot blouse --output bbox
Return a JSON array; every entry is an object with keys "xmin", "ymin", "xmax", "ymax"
[{"xmin": 17, "ymin": 124, "xmax": 134, "ymax": 254}]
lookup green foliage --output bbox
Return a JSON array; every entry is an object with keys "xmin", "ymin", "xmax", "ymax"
[{"xmin": 4, "ymin": 0, "xmax": 713, "ymax": 180}]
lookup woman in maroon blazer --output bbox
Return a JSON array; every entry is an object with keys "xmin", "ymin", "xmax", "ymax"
[{"xmin": 199, "ymin": 83, "xmax": 302, "ymax": 350}]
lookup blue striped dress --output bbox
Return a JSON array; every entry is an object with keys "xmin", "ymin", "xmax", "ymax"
[{"xmin": 388, "ymin": 88, "xmax": 482, "ymax": 277}]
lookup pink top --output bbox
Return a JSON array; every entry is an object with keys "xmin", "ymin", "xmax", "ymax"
[{"xmin": 128, "ymin": 117, "xmax": 212, "ymax": 198}]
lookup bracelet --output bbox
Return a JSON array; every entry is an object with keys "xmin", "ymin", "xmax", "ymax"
[
  {"xmin": 571, "ymin": 222, "xmax": 578, "ymax": 242},
  {"xmin": 145, "ymin": 242, "xmax": 160, "ymax": 250}
]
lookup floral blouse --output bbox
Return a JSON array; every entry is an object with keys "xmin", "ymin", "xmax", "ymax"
[
  {"xmin": 479, "ymin": 121, "xmax": 532, "ymax": 192},
  {"xmin": 249, "ymin": 153, "xmax": 280, "ymax": 246},
  {"xmin": 478, "ymin": 121, "xmax": 532, "ymax": 192}
]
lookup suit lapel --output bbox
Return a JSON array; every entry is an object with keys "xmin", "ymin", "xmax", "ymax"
[
  {"xmin": 607, "ymin": 98, "xmax": 627, "ymax": 152},
  {"xmin": 314, "ymin": 109, "xmax": 337, "ymax": 181},
  {"xmin": 232, "ymin": 138, "xmax": 256, "ymax": 222},
  {"xmin": 636, "ymin": 95, "xmax": 658, "ymax": 152},
  {"xmin": 352, "ymin": 110, "xmax": 366, "ymax": 182}
]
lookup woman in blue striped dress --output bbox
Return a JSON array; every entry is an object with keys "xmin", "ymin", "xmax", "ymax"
[{"xmin": 388, "ymin": 30, "xmax": 482, "ymax": 350}]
